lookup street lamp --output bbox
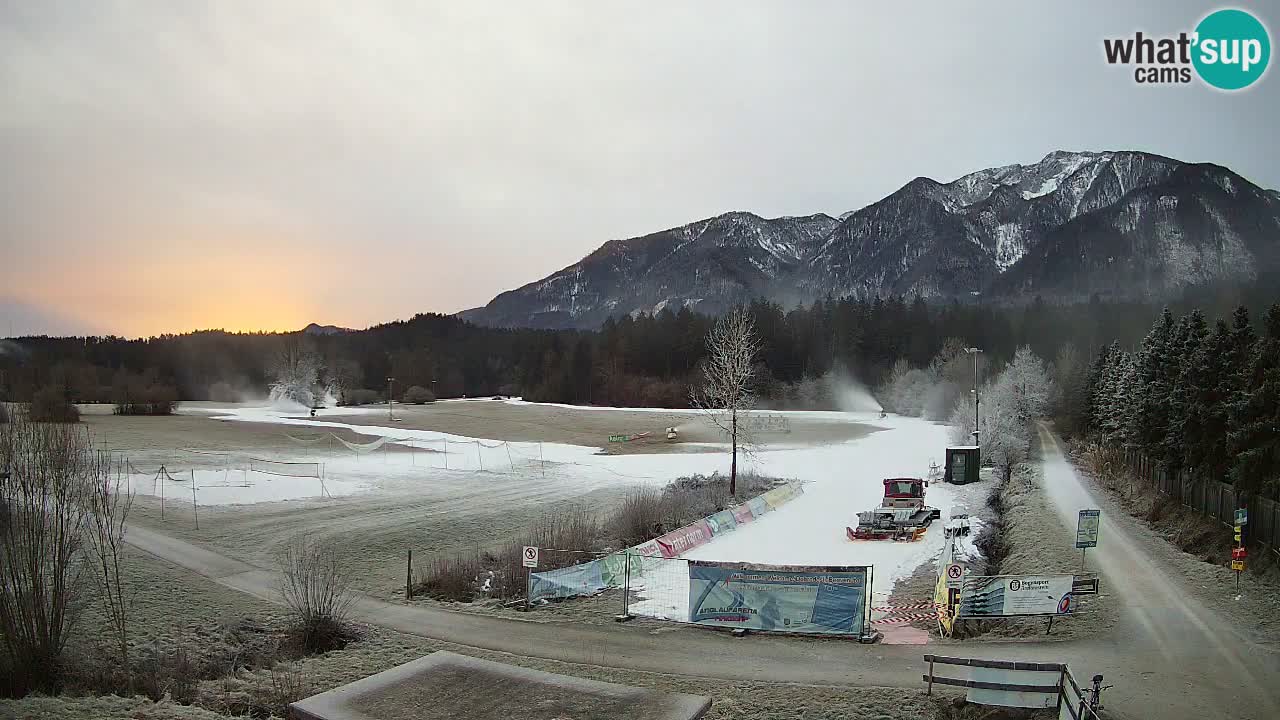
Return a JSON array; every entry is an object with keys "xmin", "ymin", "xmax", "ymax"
[{"xmin": 965, "ymin": 348, "xmax": 983, "ymax": 446}]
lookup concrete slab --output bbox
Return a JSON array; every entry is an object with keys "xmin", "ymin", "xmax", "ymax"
[{"xmin": 289, "ymin": 651, "xmax": 711, "ymax": 720}]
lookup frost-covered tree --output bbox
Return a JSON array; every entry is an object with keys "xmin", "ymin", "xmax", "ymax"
[
  {"xmin": 1002, "ymin": 345, "xmax": 1053, "ymax": 426},
  {"xmin": 1182, "ymin": 321, "xmax": 1233, "ymax": 479},
  {"xmin": 1229, "ymin": 305, "xmax": 1280, "ymax": 495},
  {"xmin": 692, "ymin": 306, "xmax": 760, "ymax": 495},
  {"xmin": 980, "ymin": 377, "xmax": 1032, "ymax": 482},
  {"xmin": 269, "ymin": 338, "xmax": 324, "ymax": 408},
  {"xmin": 1130, "ymin": 308, "xmax": 1175, "ymax": 455}
]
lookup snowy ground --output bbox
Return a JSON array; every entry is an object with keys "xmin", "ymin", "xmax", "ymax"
[
  {"xmin": 624, "ymin": 414, "xmax": 972, "ymax": 621},
  {"xmin": 109, "ymin": 401, "xmax": 969, "ymax": 611}
]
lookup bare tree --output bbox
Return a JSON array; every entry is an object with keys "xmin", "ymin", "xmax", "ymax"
[
  {"xmin": 85, "ymin": 458, "xmax": 134, "ymax": 686},
  {"xmin": 691, "ymin": 307, "xmax": 761, "ymax": 496},
  {"xmin": 278, "ymin": 535, "xmax": 355, "ymax": 653},
  {"xmin": 0, "ymin": 418, "xmax": 98, "ymax": 693}
]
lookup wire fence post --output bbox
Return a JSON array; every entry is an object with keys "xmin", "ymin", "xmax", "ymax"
[
  {"xmin": 406, "ymin": 549, "xmax": 413, "ymax": 600},
  {"xmin": 506, "ymin": 442, "xmax": 514, "ymax": 473},
  {"xmin": 443, "ymin": 437, "xmax": 449, "ymax": 470},
  {"xmin": 477, "ymin": 442, "xmax": 484, "ymax": 472},
  {"xmin": 160, "ymin": 466, "xmax": 165, "ymax": 520},
  {"xmin": 539, "ymin": 441, "xmax": 545, "ymax": 478},
  {"xmin": 191, "ymin": 468, "xmax": 199, "ymax": 530},
  {"xmin": 617, "ymin": 552, "xmax": 633, "ymax": 622}
]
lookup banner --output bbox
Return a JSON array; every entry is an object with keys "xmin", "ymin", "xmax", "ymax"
[
  {"xmin": 706, "ymin": 509, "xmax": 737, "ymax": 535},
  {"xmin": 688, "ymin": 561, "xmax": 868, "ymax": 635},
  {"xmin": 731, "ymin": 503, "xmax": 755, "ymax": 525},
  {"xmin": 762, "ymin": 483, "xmax": 800, "ymax": 509},
  {"xmin": 655, "ymin": 519, "xmax": 713, "ymax": 558},
  {"xmin": 528, "ymin": 560, "xmax": 605, "ymax": 602},
  {"xmin": 958, "ymin": 575, "xmax": 1075, "ymax": 618},
  {"xmin": 747, "ymin": 495, "xmax": 769, "ymax": 517}
]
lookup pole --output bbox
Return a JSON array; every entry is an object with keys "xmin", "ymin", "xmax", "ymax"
[
  {"xmin": 973, "ymin": 350, "xmax": 979, "ymax": 447},
  {"xmin": 620, "ymin": 552, "xmax": 631, "ymax": 620},
  {"xmin": 1081, "ymin": 547, "xmax": 1087, "ymax": 572},
  {"xmin": 506, "ymin": 442, "xmax": 514, "ymax": 473},
  {"xmin": 443, "ymin": 436, "xmax": 449, "ymax": 470},
  {"xmin": 539, "ymin": 441, "xmax": 545, "ymax": 478},
  {"xmin": 406, "ymin": 549, "xmax": 413, "ymax": 600},
  {"xmin": 387, "ymin": 377, "xmax": 394, "ymax": 421},
  {"xmin": 160, "ymin": 467, "xmax": 165, "ymax": 520},
  {"xmin": 191, "ymin": 468, "xmax": 199, "ymax": 530}
]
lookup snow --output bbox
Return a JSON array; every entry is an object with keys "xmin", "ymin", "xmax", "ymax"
[
  {"xmin": 629, "ymin": 414, "xmax": 964, "ymax": 621},
  {"xmin": 166, "ymin": 403, "xmax": 968, "ymax": 622}
]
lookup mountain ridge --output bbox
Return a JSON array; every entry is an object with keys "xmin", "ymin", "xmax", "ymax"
[{"xmin": 460, "ymin": 150, "xmax": 1280, "ymax": 329}]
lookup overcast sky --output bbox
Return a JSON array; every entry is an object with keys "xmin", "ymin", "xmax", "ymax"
[{"xmin": 3, "ymin": 1, "xmax": 1277, "ymax": 337}]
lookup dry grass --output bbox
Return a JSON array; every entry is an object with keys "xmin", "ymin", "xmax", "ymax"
[{"xmin": 417, "ymin": 473, "xmax": 782, "ymax": 602}]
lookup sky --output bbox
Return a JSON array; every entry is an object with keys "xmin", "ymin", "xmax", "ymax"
[{"xmin": 3, "ymin": 1, "xmax": 1278, "ymax": 338}]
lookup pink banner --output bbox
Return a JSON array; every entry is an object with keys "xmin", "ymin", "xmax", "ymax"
[
  {"xmin": 632, "ymin": 539, "xmax": 663, "ymax": 557},
  {"xmin": 656, "ymin": 519, "xmax": 713, "ymax": 558},
  {"xmin": 732, "ymin": 504, "xmax": 755, "ymax": 525}
]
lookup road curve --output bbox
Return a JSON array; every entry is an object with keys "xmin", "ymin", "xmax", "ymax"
[{"xmin": 122, "ymin": 428, "xmax": 1280, "ymax": 719}]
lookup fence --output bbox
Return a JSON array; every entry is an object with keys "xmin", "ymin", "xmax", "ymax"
[
  {"xmin": 923, "ymin": 655, "xmax": 1105, "ymax": 719},
  {"xmin": 1123, "ymin": 449, "xmax": 1280, "ymax": 554}
]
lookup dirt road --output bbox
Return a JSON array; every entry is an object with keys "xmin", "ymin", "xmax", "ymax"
[{"xmin": 1036, "ymin": 425, "xmax": 1280, "ymax": 718}]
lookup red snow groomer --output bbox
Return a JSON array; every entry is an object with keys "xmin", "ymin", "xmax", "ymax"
[{"xmin": 846, "ymin": 478, "xmax": 941, "ymax": 541}]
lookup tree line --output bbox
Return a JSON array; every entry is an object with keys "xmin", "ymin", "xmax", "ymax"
[{"xmin": 1080, "ymin": 304, "xmax": 1280, "ymax": 498}]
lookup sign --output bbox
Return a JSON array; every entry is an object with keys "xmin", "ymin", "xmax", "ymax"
[
  {"xmin": 1232, "ymin": 547, "xmax": 1247, "ymax": 560},
  {"xmin": 945, "ymin": 563, "xmax": 965, "ymax": 587},
  {"xmin": 521, "ymin": 545, "xmax": 538, "ymax": 568},
  {"xmin": 655, "ymin": 519, "xmax": 713, "ymax": 558},
  {"xmin": 1232, "ymin": 560, "xmax": 1245, "ymax": 571},
  {"xmin": 1235, "ymin": 508, "xmax": 1248, "ymax": 525},
  {"xmin": 608, "ymin": 434, "xmax": 628, "ymax": 443},
  {"xmin": 688, "ymin": 561, "xmax": 868, "ymax": 635},
  {"xmin": 1071, "ymin": 576, "xmax": 1100, "ymax": 595},
  {"xmin": 958, "ymin": 575, "xmax": 1075, "ymax": 618},
  {"xmin": 1075, "ymin": 509, "xmax": 1101, "ymax": 549}
]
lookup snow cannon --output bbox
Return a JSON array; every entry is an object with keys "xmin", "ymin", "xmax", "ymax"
[{"xmin": 846, "ymin": 478, "xmax": 941, "ymax": 542}]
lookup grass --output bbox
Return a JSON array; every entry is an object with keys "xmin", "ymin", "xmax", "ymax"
[{"xmin": 415, "ymin": 472, "xmax": 782, "ymax": 602}]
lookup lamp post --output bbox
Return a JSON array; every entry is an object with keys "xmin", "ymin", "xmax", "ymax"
[{"xmin": 965, "ymin": 348, "xmax": 983, "ymax": 446}]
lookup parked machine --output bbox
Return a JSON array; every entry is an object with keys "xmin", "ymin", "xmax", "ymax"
[{"xmin": 846, "ymin": 478, "xmax": 941, "ymax": 541}]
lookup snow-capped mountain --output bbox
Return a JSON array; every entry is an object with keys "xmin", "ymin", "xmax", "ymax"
[{"xmin": 461, "ymin": 151, "xmax": 1280, "ymax": 329}]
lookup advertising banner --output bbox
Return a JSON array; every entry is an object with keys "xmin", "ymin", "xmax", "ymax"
[
  {"xmin": 528, "ymin": 560, "xmax": 605, "ymax": 602},
  {"xmin": 688, "ymin": 561, "xmax": 868, "ymax": 635},
  {"xmin": 655, "ymin": 519, "xmax": 713, "ymax": 558},
  {"xmin": 731, "ymin": 503, "xmax": 755, "ymax": 525},
  {"xmin": 706, "ymin": 509, "xmax": 737, "ymax": 535},
  {"xmin": 958, "ymin": 575, "xmax": 1075, "ymax": 617},
  {"xmin": 747, "ymin": 495, "xmax": 769, "ymax": 517}
]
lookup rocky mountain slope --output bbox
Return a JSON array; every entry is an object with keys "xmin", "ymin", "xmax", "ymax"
[{"xmin": 461, "ymin": 151, "xmax": 1280, "ymax": 329}]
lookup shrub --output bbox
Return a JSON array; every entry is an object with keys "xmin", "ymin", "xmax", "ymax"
[
  {"xmin": 340, "ymin": 388, "xmax": 379, "ymax": 406},
  {"xmin": 402, "ymin": 385, "xmax": 436, "ymax": 404},
  {"xmin": 28, "ymin": 386, "xmax": 79, "ymax": 423},
  {"xmin": 113, "ymin": 383, "xmax": 179, "ymax": 416},
  {"xmin": 278, "ymin": 536, "xmax": 356, "ymax": 654}
]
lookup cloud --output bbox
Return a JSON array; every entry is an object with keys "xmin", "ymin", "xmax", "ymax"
[{"xmin": 2, "ymin": 1, "xmax": 1277, "ymax": 336}]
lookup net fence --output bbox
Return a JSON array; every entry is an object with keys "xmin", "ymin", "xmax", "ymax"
[{"xmin": 248, "ymin": 457, "xmax": 323, "ymax": 478}]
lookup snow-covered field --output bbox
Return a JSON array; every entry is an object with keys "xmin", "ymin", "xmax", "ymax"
[
  {"xmin": 116, "ymin": 401, "xmax": 975, "ymax": 609},
  {"xmin": 625, "ymin": 414, "xmax": 982, "ymax": 621}
]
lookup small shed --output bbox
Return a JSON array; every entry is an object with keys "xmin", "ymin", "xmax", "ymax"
[{"xmin": 945, "ymin": 446, "xmax": 981, "ymax": 485}]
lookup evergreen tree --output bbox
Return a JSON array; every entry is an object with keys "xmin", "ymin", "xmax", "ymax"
[
  {"xmin": 1162, "ymin": 309, "xmax": 1207, "ymax": 471},
  {"xmin": 1229, "ymin": 305, "xmax": 1280, "ymax": 495},
  {"xmin": 1183, "ymin": 321, "xmax": 1233, "ymax": 480},
  {"xmin": 1130, "ymin": 308, "xmax": 1175, "ymax": 456}
]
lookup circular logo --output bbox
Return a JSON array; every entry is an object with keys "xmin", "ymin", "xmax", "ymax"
[
  {"xmin": 1058, "ymin": 594, "xmax": 1074, "ymax": 614},
  {"xmin": 1193, "ymin": 9, "xmax": 1271, "ymax": 90},
  {"xmin": 1009, "ymin": 579, "xmax": 1022, "ymax": 592},
  {"xmin": 947, "ymin": 564, "xmax": 963, "ymax": 580}
]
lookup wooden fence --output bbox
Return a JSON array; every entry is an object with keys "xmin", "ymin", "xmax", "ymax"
[{"xmin": 1123, "ymin": 449, "xmax": 1280, "ymax": 555}]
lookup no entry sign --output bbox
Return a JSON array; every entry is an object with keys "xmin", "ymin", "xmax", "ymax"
[{"xmin": 522, "ymin": 546, "xmax": 539, "ymax": 568}]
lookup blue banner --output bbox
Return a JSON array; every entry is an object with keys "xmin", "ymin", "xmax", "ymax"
[
  {"xmin": 688, "ymin": 561, "xmax": 868, "ymax": 635},
  {"xmin": 528, "ymin": 560, "xmax": 605, "ymax": 602}
]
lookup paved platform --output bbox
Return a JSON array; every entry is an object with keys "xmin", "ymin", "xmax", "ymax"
[{"xmin": 289, "ymin": 651, "xmax": 712, "ymax": 720}]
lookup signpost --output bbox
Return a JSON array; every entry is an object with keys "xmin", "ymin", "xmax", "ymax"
[
  {"xmin": 1232, "ymin": 509, "xmax": 1247, "ymax": 593},
  {"xmin": 1075, "ymin": 509, "xmax": 1100, "ymax": 571},
  {"xmin": 522, "ymin": 546, "xmax": 539, "ymax": 568}
]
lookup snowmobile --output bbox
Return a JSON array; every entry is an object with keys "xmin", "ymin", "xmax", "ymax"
[{"xmin": 846, "ymin": 478, "xmax": 941, "ymax": 541}]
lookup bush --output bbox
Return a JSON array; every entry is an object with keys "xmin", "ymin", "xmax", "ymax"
[
  {"xmin": 340, "ymin": 388, "xmax": 378, "ymax": 406},
  {"xmin": 28, "ymin": 386, "xmax": 79, "ymax": 423},
  {"xmin": 113, "ymin": 383, "xmax": 179, "ymax": 416},
  {"xmin": 401, "ymin": 386, "xmax": 436, "ymax": 404},
  {"xmin": 278, "ymin": 536, "xmax": 356, "ymax": 654}
]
